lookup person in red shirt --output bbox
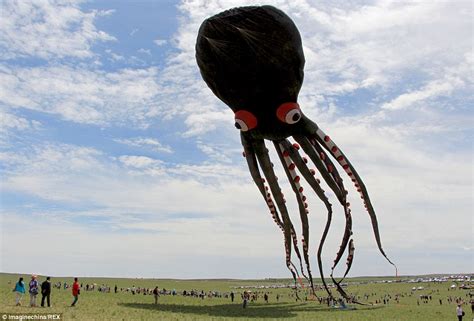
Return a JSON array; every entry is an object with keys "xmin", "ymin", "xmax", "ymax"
[{"xmin": 71, "ymin": 278, "xmax": 80, "ymax": 307}]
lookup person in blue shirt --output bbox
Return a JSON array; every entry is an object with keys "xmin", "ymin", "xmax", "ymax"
[{"xmin": 13, "ymin": 277, "xmax": 26, "ymax": 306}]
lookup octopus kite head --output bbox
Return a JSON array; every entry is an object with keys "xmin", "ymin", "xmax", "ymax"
[
  {"xmin": 196, "ymin": 5, "xmax": 307, "ymax": 140},
  {"xmin": 195, "ymin": 5, "xmax": 396, "ymax": 302}
]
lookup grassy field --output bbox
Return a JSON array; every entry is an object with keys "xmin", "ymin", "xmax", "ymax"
[{"xmin": 0, "ymin": 273, "xmax": 471, "ymax": 320}]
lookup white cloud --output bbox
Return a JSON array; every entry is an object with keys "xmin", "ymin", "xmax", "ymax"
[
  {"xmin": 0, "ymin": 210, "xmax": 287, "ymax": 278},
  {"xmin": 0, "ymin": 65, "xmax": 162, "ymax": 126},
  {"xmin": 382, "ymin": 78, "xmax": 460, "ymax": 111},
  {"xmin": 0, "ymin": 0, "xmax": 115, "ymax": 60},
  {"xmin": 154, "ymin": 39, "xmax": 168, "ymax": 46},
  {"xmin": 196, "ymin": 141, "xmax": 232, "ymax": 163},
  {"xmin": 1, "ymin": 130, "xmax": 472, "ymax": 276},
  {"xmin": 1, "ymin": 143, "xmax": 251, "ymax": 211},
  {"xmin": 183, "ymin": 110, "xmax": 232, "ymax": 137},
  {"xmin": 137, "ymin": 48, "xmax": 151, "ymax": 55},
  {"xmin": 118, "ymin": 155, "xmax": 163, "ymax": 168},
  {"xmin": 0, "ymin": 110, "xmax": 39, "ymax": 133},
  {"xmin": 105, "ymin": 49, "xmax": 125, "ymax": 62},
  {"xmin": 381, "ymin": 53, "xmax": 472, "ymax": 110},
  {"xmin": 115, "ymin": 137, "xmax": 173, "ymax": 153},
  {"xmin": 293, "ymin": 0, "xmax": 472, "ymax": 95},
  {"xmin": 0, "ymin": 109, "xmax": 42, "ymax": 147}
]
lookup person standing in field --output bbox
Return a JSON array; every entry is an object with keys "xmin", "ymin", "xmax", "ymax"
[
  {"xmin": 457, "ymin": 303, "xmax": 464, "ymax": 321},
  {"xmin": 242, "ymin": 291, "xmax": 250, "ymax": 308},
  {"xmin": 71, "ymin": 278, "xmax": 80, "ymax": 307},
  {"xmin": 153, "ymin": 286, "xmax": 160, "ymax": 304},
  {"xmin": 29, "ymin": 275, "xmax": 39, "ymax": 307},
  {"xmin": 13, "ymin": 277, "xmax": 26, "ymax": 306},
  {"xmin": 230, "ymin": 291, "xmax": 235, "ymax": 302},
  {"xmin": 41, "ymin": 277, "xmax": 51, "ymax": 307}
]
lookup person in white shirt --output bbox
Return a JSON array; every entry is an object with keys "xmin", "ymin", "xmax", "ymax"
[{"xmin": 456, "ymin": 304, "xmax": 464, "ymax": 321}]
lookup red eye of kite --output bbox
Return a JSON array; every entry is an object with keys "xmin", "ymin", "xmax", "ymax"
[
  {"xmin": 234, "ymin": 110, "xmax": 258, "ymax": 132},
  {"xmin": 276, "ymin": 102, "xmax": 302, "ymax": 124}
]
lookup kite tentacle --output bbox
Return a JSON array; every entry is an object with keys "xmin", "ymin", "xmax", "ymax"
[
  {"xmin": 274, "ymin": 140, "xmax": 315, "ymax": 294},
  {"xmin": 306, "ymin": 137, "xmax": 354, "ymax": 274},
  {"xmin": 252, "ymin": 139, "xmax": 303, "ymax": 293},
  {"xmin": 330, "ymin": 239, "xmax": 363, "ymax": 304},
  {"xmin": 241, "ymin": 136, "xmax": 301, "ymax": 283},
  {"xmin": 295, "ymin": 135, "xmax": 354, "ymax": 277},
  {"xmin": 308, "ymin": 138, "xmax": 346, "ymax": 202},
  {"xmin": 241, "ymin": 134, "xmax": 285, "ymax": 229},
  {"xmin": 279, "ymin": 139, "xmax": 334, "ymax": 298},
  {"xmin": 311, "ymin": 127, "xmax": 397, "ymax": 271},
  {"xmin": 295, "ymin": 136, "xmax": 344, "ymax": 202},
  {"xmin": 342, "ymin": 239, "xmax": 355, "ymax": 281}
]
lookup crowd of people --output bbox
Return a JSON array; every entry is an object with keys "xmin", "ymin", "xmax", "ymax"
[
  {"xmin": 12, "ymin": 275, "xmax": 80, "ymax": 307},
  {"xmin": 11, "ymin": 275, "xmax": 473, "ymax": 319},
  {"xmin": 10, "ymin": 275, "xmax": 278, "ymax": 309}
]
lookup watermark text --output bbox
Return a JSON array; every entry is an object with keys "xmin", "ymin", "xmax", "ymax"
[{"xmin": 1, "ymin": 313, "xmax": 62, "ymax": 321}]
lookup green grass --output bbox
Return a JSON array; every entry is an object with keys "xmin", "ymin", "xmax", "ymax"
[{"xmin": 0, "ymin": 273, "xmax": 471, "ymax": 320}]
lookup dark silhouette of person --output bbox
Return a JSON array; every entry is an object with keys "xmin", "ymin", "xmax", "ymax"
[
  {"xmin": 243, "ymin": 291, "xmax": 250, "ymax": 308},
  {"xmin": 153, "ymin": 287, "xmax": 160, "ymax": 304},
  {"xmin": 41, "ymin": 277, "xmax": 51, "ymax": 307}
]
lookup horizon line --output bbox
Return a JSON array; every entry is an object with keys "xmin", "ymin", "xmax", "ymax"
[{"xmin": 1, "ymin": 271, "xmax": 472, "ymax": 281}]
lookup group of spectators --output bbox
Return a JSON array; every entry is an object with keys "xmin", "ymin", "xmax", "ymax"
[
  {"xmin": 12, "ymin": 275, "xmax": 80, "ymax": 307},
  {"xmin": 11, "ymin": 275, "xmax": 472, "ymax": 319}
]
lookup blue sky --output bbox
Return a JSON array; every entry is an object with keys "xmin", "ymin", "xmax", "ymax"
[{"xmin": 0, "ymin": 0, "xmax": 472, "ymax": 279}]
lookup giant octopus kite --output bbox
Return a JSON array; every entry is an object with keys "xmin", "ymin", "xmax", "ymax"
[{"xmin": 195, "ymin": 5, "xmax": 395, "ymax": 301}]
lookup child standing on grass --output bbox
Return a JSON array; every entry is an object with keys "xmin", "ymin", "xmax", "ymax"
[
  {"xmin": 71, "ymin": 278, "xmax": 80, "ymax": 307},
  {"xmin": 13, "ymin": 277, "xmax": 25, "ymax": 306}
]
